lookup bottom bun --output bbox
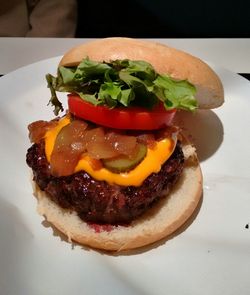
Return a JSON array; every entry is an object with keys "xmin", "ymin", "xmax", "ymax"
[{"xmin": 33, "ymin": 154, "xmax": 202, "ymax": 252}]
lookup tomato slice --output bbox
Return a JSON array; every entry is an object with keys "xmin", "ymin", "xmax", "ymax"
[{"xmin": 68, "ymin": 94, "xmax": 176, "ymax": 130}]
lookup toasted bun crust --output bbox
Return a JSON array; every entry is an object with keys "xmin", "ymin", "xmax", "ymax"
[
  {"xmin": 59, "ymin": 37, "xmax": 224, "ymax": 109},
  {"xmin": 32, "ymin": 144, "xmax": 202, "ymax": 252}
]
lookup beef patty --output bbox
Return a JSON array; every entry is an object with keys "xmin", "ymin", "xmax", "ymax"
[{"xmin": 26, "ymin": 141, "xmax": 184, "ymax": 224}]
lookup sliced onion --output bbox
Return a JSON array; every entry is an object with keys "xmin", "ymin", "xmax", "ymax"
[
  {"xmin": 137, "ymin": 133, "xmax": 156, "ymax": 149},
  {"xmin": 28, "ymin": 120, "xmax": 57, "ymax": 143},
  {"xmin": 87, "ymin": 158, "xmax": 103, "ymax": 171},
  {"xmin": 105, "ymin": 132, "xmax": 138, "ymax": 157},
  {"xmin": 54, "ymin": 120, "xmax": 88, "ymax": 150},
  {"xmin": 49, "ymin": 118, "xmax": 166, "ymax": 176},
  {"xmin": 50, "ymin": 120, "xmax": 88, "ymax": 176},
  {"xmin": 50, "ymin": 151, "xmax": 80, "ymax": 177},
  {"xmin": 156, "ymin": 126, "xmax": 180, "ymax": 141},
  {"xmin": 85, "ymin": 128, "xmax": 120, "ymax": 159}
]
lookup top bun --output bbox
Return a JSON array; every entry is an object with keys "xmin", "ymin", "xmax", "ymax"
[{"xmin": 59, "ymin": 37, "xmax": 224, "ymax": 109}]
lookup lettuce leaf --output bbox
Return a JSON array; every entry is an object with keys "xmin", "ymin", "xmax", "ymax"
[
  {"xmin": 46, "ymin": 74, "xmax": 64, "ymax": 115},
  {"xmin": 46, "ymin": 57, "xmax": 198, "ymax": 115},
  {"xmin": 153, "ymin": 75, "xmax": 197, "ymax": 111}
]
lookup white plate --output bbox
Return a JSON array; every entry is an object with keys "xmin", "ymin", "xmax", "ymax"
[{"xmin": 0, "ymin": 57, "xmax": 250, "ymax": 295}]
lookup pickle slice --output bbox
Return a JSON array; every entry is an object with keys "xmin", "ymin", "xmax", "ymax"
[{"xmin": 102, "ymin": 144, "xmax": 147, "ymax": 173}]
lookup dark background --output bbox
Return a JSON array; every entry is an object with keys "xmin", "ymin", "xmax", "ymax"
[{"xmin": 76, "ymin": 0, "xmax": 250, "ymax": 38}]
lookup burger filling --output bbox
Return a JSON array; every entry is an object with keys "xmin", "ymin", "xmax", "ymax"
[
  {"xmin": 26, "ymin": 57, "xmax": 197, "ymax": 225},
  {"xmin": 26, "ymin": 115, "xmax": 184, "ymax": 224}
]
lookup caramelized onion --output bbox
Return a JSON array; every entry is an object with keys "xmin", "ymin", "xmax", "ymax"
[
  {"xmin": 105, "ymin": 132, "xmax": 138, "ymax": 157},
  {"xmin": 54, "ymin": 120, "xmax": 88, "ymax": 150},
  {"xmin": 50, "ymin": 120, "xmax": 88, "ymax": 176},
  {"xmin": 28, "ymin": 120, "xmax": 57, "ymax": 143},
  {"xmin": 137, "ymin": 133, "xmax": 156, "ymax": 149},
  {"xmin": 50, "ymin": 151, "xmax": 80, "ymax": 177},
  {"xmin": 87, "ymin": 158, "xmax": 103, "ymax": 171},
  {"xmin": 49, "ymin": 118, "xmax": 174, "ymax": 177},
  {"xmin": 84, "ymin": 128, "xmax": 120, "ymax": 159},
  {"xmin": 156, "ymin": 126, "xmax": 180, "ymax": 141}
]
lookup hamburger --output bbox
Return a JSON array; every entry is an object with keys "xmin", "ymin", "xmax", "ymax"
[{"xmin": 26, "ymin": 37, "xmax": 224, "ymax": 251}]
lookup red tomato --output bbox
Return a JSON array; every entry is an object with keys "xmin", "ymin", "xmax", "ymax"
[{"xmin": 68, "ymin": 94, "xmax": 176, "ymax": 130}]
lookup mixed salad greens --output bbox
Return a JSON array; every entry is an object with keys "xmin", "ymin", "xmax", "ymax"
[{"xmin": 46, "ymin": 58, "xmax": 198, "ymax": 115}]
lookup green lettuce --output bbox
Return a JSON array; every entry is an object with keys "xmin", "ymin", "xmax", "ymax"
[
  {"xmin": 46, "ymin": 57, "xmax": 198, "ymax": 115},
  {"xmin": 153, "ymin": 75, "xmax": 197, "ymax": 111}
]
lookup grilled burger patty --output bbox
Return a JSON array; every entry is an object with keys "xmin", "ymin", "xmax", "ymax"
[{"xmin": 26, "ymin": 141, "xmax": 184, "ymax": 224}]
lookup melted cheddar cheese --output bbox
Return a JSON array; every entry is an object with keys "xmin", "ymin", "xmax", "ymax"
[{"xmin": 44, "ymin": 116, "xmax": 176, "ymax": 186}]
